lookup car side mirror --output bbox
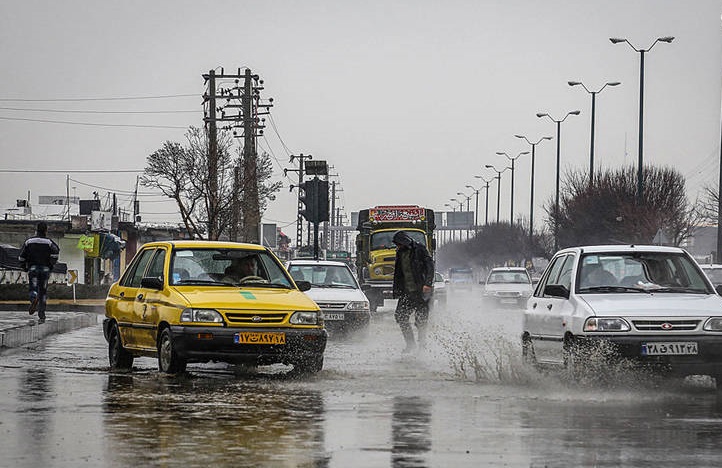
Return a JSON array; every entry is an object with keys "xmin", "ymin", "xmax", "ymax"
[
  {"xmin": 296, "ymin": 280, "xmax": 312, "ymax": 292},
  {"xmin": 140, "ymin": 276, "xmax": 163, "ymax": 290},
  {"xmin": 544, "ymin": 284, "xmax": 569, "ymax": 299},
  {"xmin": 716, "ymin": 284, "xmax": 722, "ymax": 296}
]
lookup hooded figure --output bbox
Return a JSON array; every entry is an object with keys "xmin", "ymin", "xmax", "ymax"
[
  {"xmin": 391, "ymin": 230, "xmax": 435, "ymax": 353},
  {"xmin": 18, "ymin": 221, "xmax": 59, "ymax": 324}
]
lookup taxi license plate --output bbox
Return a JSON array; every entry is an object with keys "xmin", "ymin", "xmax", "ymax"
[
  {"xmin": 641, "ymin": 342, "xmax": 698, "ymax": 356},
  {"xmin": 234, "ymin": 332, "xmax": 286, "ymax": 345},
  {"xmin": 324, "ymin": 313, "xmax": 345, "ymax": 320}
]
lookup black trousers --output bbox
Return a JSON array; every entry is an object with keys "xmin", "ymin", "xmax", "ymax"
[{"xmin": 395, "ymin": 292, "xmax": 429, "ymax": 334}]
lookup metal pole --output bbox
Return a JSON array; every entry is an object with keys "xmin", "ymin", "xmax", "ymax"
[
  {"xmin": 474, "ymin": 190, "xmax": 479, "ymax": 233},
  {"xmin": 496, "ymin": 174, "xmax": 501, "ymax": 224},
  {"xmin": 510, "ymin": 158, "xmax": 515, "ymax": 224},
  {"xmin": 590, "ymin": 91, "xmax": 597, "ymax": 184},
  {"xmin": 555, "ymin": 121, "xmax": 561, "ymax": 252},
  {"xmin": 530, "ymin": 143, "xmax": 536, "ymax": 242},
  {"xmin": 638, "ymin": 50, "xmax": 646, "ymax": 205},
  {"xmin": 484, "ymin": 182, "xmax": 490, "ymax": 226}
]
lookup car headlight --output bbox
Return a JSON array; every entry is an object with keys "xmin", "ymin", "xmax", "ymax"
[
  {"xmin": 290, "ymin": 311, "xmax": 320, "ymax": 325},
  {"xmin": 180, "ymin": 308, "xmax": 223, "ymax": 323},
  {"xmin": 584, "ymin": 317, "xmax": 630, "ymax": 332},
  {"xmin": 703, "ymin": 317, "xmax": 722, "ymax": 331},
  {"xmin": 347, "ymin": 301, "xmax": 370, "ymax": 311}
]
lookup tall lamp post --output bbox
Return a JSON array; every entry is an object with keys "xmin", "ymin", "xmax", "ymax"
[
  {"xmin": 537, "ymin": 111, "xmax": 580, "ymax": 251},
  {"xmin": 457, "ymin": 191, "xmax": 473, "ymax": 240},
  {"xmin": 610, "ymin": 36, "xmax": 674, "ymax": 204},
  {"xmin": 514, "ymin": 135, "xmax": 553, "ymax": 242},
  {"xmin": 496, "ymin": 151, "xmax": 529, "ymax": 225},
  {"xmin": 568, "ymin": 80, "xmax": 621, "ymax": 184},
  {"xmin": 474, "ymin": 175, "xmax": 492, "ymax": 226},
  {"xmin": 465, "ymin": 184, "xmax": 481, "ymax": 233},
  {"xmin": 485, "ymin": 165, "xmax": 510, "ymax": 224}
]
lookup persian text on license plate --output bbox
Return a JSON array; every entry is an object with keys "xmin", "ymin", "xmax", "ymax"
[
  {"xmin": 324, "ymin": 313, "xmax": 345, "ymax": 320},
  {"xmin": 641, "ymin": 341, "xmax": 698, "ymax": 356},
  {"xmin": 234, "ymin": 332, "xmax": 286, "ymax": 345}
]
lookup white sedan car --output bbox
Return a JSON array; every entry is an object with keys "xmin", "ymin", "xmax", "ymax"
[
  {"xmin": 522, "ymin": 245, "xmax": 722, "ymax": 387},
  {"xmin": 286, "ymin": 259, "xmax": 371, "ymax": 334}
]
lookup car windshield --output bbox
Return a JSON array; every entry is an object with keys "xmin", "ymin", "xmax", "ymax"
[
  {"xmin": 370, "ymin": 230, "xmax": 426, "ymax": 251},
  {"xmin": 577, "ymin": 252, "xmax": 712, "ymax": 293},
  {"xmin": 487, "ymin": 271, "xmax": 530, "ymax": 284},
  {"xmin": 169, "ymin": 248, "xmax": 293, "ymax": 288},
  {"xmin": 287, "ymin": 264, "xmax": 358, "ymax": 289}
]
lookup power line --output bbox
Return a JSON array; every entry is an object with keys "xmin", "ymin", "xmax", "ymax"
[
  {"xmin": 0, "ymin": 169, "xmax": 143, "ymax": 173},
  {"xmin": 0, "ymin": 116, "xmax": 187, "ymax": 129},
  {"xmin": 0, "ymin": 93, "xmax": 197, "ymax": 102},
  {"xmin": 0, "ymin": 106, "xmax": 197, "ymax": 114}
]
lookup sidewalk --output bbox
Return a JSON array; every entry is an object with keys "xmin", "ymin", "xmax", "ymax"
[{"xmin": 0, "ymin": 299, "xmax": 105, "ymax": 350}]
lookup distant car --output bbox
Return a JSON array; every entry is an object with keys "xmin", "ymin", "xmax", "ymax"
[
  {"xmin": 286, "ymin": 259, "xmax": 371, "ymax": 334},
  {"xmin": 522, "ymin": 244, "xmax": 722, "ymax": 388},
  {"xmin": 448, "ymin": 267, "xmax": 474, "ymax": 292},
  {"xmin": 103, "ymin": 240, "xmax": 326, "ymax": 374},
  {"xmin": 432, "ymin": 271, "xmax": 448, "ymax": 308},
  {"xmin": 700, "ymin": 264, "xmax": 722, "ymax": 289},
  {"xmin": 481, "ymin": 267, "xmax": 533, "ymax": 308}
]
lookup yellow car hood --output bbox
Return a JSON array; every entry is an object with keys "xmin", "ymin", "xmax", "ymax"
[{"xmin": 175, "ymin": 287, "xmax": 319, "ymax": 311}]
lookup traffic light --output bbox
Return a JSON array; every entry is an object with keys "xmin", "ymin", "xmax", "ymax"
[{"xmin": 299, "ymin": 177, "xmax": 330, "ymax": 224}]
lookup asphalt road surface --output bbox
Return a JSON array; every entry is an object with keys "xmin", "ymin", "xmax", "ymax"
[{"xmin": 2, "ymin": 290, "xmax": 722, "ymax": 467}]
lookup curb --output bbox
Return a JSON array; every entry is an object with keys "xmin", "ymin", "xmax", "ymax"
[{"xmin": 0, "ymin": 312, "xmax": 101, "ymax": 349}]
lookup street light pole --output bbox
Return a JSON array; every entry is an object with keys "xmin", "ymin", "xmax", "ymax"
[
  {"xmin": 568, "ymin": 81, "xmax": 621, "ymax": 184},
  {"xmin": 610, "ymin": 36, "xmax": 674, "ymax": 204},
  {"xmin": 474, "ymin": 175, "xmax": 492, "ymax": 226},
  {"xmin": 496, "ymin": 151, "xmax": 529, "ymax": 225},
  {"xmin": 485, "ymin": 165, "xmax": 510, "ymax": 224},
  {"xmin": 466, "ymin": 184, "xmax": 481, "ymax": 233},
  {"xmin": 514, "ymin": 135, "xmax": 553, "ymax": 243},
  {"xmin": 536, "ymin": 111, "xmax": 580, "ymax": 251}
]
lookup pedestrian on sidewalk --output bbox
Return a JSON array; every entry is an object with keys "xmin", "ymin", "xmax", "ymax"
[
  {"xmin": 391, "ymin": 231, "xmax": 435, "ymax": 353},
  {"xmin": 18, "ymin": 221, "xmax": 60, "ymax": 324}
]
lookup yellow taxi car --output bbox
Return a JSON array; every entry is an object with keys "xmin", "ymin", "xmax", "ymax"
[{"xmin": 103, "ymin": 240, "xmax": 326, "ymax": 374}]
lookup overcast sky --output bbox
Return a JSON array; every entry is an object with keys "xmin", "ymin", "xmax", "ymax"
[{"xmin": 1, "ymin": 1, "xmax": 721, "ymax": 238}]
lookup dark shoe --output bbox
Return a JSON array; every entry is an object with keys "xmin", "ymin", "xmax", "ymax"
[
  {"xmin": 37, "ymin": 318, "xmax": 45, "ymax": 324},
  {"xmin": 29, "ymin": 297, "xmax": 39, "ymax": 315}
]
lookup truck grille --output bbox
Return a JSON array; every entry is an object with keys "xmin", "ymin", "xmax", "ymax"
[
  {"xmin": 224, "ymin": 312, "xmax": 288, "ymax": 324},
  {"xmin": 497, "ymin": 291, "xmax": 521, "ymax": 298},
  {"xmin": 632, "ymin": 319, "xmax": 700, "ymax": 331},
  {"xmin": 315, "ymin": 302, "xmax": 347, "ymax": 310}
]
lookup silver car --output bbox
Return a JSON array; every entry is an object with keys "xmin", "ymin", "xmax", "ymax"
[{"xmin": 522, "ymin": 245, "xmax": 722, "ymax": 387}]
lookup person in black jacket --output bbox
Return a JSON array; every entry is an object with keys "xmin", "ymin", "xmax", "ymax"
[
  {"xmin": 18, "ymin": 222, "xmax": 60, "ymax": 324},
  {"xmin": 392, "ymin": 231, "xmax": 435, "ymax": 353}
]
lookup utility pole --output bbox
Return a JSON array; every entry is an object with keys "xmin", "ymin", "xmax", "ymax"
[
  {"xmin": 203, "ymin": 67, "xmax": 273, "ymax": 242},
  {"xmin": 330, "ymin": 181, "xmax": 336, "ymax": 251}
]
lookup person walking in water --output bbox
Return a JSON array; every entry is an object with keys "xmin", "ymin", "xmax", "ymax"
[
  {"xmin": 19, "ymin": 221, "xmax": 60, "ymax": 324},
  {"xmin": 391, "ymin": 231, "xmax": 435, "ymax": 353}
]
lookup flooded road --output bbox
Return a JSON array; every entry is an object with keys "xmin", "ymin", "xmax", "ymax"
[{"xmin": 3, "ymin": 292, "xmax": 722, "ymax": 467}]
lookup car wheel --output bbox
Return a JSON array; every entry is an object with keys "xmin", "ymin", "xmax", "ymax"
[
  {"xmin": 295, "ymin": 355, "xmax": 324, "ymax": 375},
  {"xmin": 108, "ymin": 324, "xmax": 133, "ymax": 371},
  {"xmin": 158, "ymin": 328, "xmax": 187, "ymax": 374}
]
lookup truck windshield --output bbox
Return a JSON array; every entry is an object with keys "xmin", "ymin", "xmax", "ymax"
[{"xmin": 370, "ymin": 230, "xmax": 426, "ymax": 251}]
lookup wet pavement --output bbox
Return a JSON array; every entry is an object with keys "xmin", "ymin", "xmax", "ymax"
[{"xmin": 3, "ymin": 292, "xmax": 722, "ymax": 467}]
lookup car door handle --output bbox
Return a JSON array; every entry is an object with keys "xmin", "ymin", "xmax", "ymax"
[
  {"xmin": 532, "ymin": 302, "xmax": 537, "ymax": 309},
  {"xmin": 120, "ymin": 292, "xmax": 125, "ymax": 297},
  {"xmin": 137, "ymin": 293, "xmax": 144, "ymax": 300},
  {"xmin": 546, "ymin": 304, "xmax": 553, "ymax": 310}
]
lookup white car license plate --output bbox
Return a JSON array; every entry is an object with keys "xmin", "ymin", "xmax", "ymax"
[
  {"xmin": 324, "ymin": 313, "xmax": 345, "ymax": 321},
  {"xmin": 641, "ymin": 342, "xmax": 698, "ymax": 356},
  {"xmin": 500, "ymin": 299, "xmax": 517, "ymax": 304}
]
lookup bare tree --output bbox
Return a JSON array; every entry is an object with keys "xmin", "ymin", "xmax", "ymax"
[
  {"xmin": 141, "ymin": 127, "xmax": 280, "ymax": 240},
  {"xmin": 547, "ymin": 165, "xmax": 699, "ymax": 248}
]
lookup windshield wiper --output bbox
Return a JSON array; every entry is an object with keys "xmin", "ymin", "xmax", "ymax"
[
  {"xmin": 175, "ymin": 279, "xmax": 227, "ymax": 286},
  {"xmin": 579, "ymin": 286, "xmax": 651, "ymax": 294},
  {"xmin": 327, "ymin": 284, "xmax": 355, "ymax": 289},
  {"xmin": 650, "ymin": 287, "xmax": 709, "ymax": 294}
]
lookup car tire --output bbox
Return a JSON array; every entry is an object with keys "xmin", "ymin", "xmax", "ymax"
[
  {"xmin": 158, "ymin": 328, "xmax": 187, "ymax": 374},
  {"xmin": 108, "ymin": 323, "xmax": 133, "ymax": 371},
  {"xmin": 295, "ymin": 355, "xmax": 324, "ymax": 375}
]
